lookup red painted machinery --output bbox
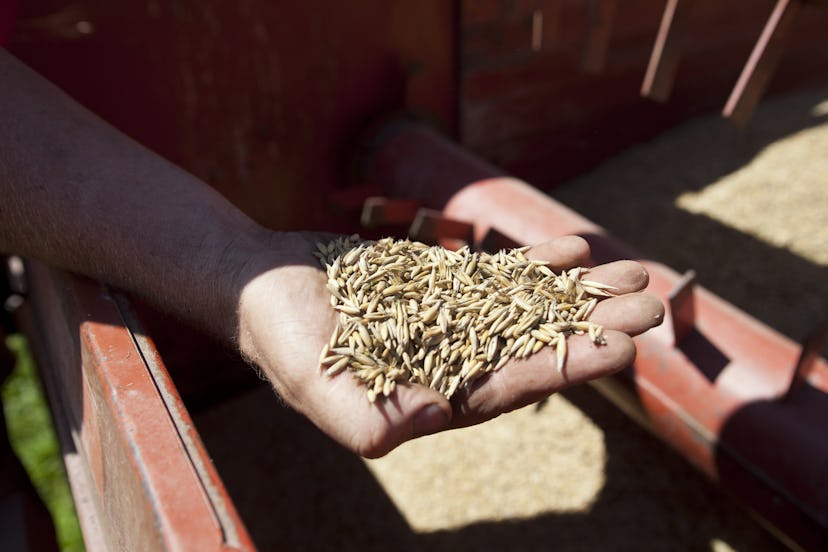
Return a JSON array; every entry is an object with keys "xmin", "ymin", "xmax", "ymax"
[
  {"xmin": 358, "ymin": 121, "xmax": 828, "ymax": 551},
  {"xmin": 5, "ymin": 1, "xmax": 828, "ymax": 550}
]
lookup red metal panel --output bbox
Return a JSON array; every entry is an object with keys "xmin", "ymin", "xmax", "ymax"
[
  {"xmin": 7, "ymin": 1, "xmax": 457, "ymax": 235},
  {"xmin": 17, "ymin": 262, "xmax": 254, "ymax": 551},
  {"xmin": 458, "ymin": 0, "xmax": 828, "ymax": 188}
]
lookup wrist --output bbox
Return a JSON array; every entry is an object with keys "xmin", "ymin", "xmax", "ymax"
[{"xmin": 232, "ymin": 231, "xmax": 328, "ymax": 367}]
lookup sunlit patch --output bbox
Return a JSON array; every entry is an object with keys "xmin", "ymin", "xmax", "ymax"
[
  {"xmin": 811, "ymin": 98, "xmax": 828, "ymax": 117},
  {"xmin": 675, "ymin": 122, "xmax": 828, "ymax": 266},
  {"xmin": 709, "ymin": 537, "xmax": 738, "ymax": 552},
  {"xmin": 362, "ymin": 395, "xmax": 606, "ymax": 531}
]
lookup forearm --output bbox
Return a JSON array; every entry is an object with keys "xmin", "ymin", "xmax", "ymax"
[
  {"xmin": 0, "ymin": 52, "xmax": 663, "ymax": 459},
  {"xmin": 0, "ymin": 49, "xmax": 268, "ymax": 341}
]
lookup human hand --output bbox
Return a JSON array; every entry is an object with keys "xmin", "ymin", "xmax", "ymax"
[
  {"xmin": 0, "ymin": 49, "xmax": 662, "ymax": 459},
  {"xmin": 237, "ymin": 233, "xmax": 663, "ymax": 458}
]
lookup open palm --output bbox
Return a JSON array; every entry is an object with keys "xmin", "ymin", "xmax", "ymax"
[{"xmin": 238, "ymin": 233, "xmax": 663, "ymax": 458}]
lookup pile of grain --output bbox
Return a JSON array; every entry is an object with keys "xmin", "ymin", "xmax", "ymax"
[{"xmin": 314, "ymin": 236, "xmax": 612, "ymax": 401}]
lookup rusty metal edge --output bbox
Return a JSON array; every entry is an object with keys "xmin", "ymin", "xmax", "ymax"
[
  {"xmin": 111, "ymin": 293, "xmax": 254, "ymax": 551},
  {"xmin": 17, "ymin": 261, "xmax": 256, "ymax": 551}
]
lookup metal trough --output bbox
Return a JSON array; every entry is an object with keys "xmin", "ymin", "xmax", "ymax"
[{"xmin": 358, "ymin": 120, "xmax": 828, "ymax": 551}]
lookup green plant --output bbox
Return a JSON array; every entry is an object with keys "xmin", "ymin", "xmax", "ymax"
[{"xmin": 2, "ymin": 334, "xmax": 85, "ymax": 552}]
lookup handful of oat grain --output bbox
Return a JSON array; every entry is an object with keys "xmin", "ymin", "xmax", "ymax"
[{"xmin": 314, "ymin": 236, "xmax": 614, "ymax": 402}]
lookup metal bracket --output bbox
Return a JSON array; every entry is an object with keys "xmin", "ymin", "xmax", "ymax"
[
  {"xmin": 408, "ymin": 208, "xmax": 475, "ymax": 246},
  {"xmin": 2, "ymin": 256, "xmax": 28, "ymax": 333},
  {"xmin": 360, "ymin": 197, "xmax": 476, "ymax": 247},
  {"xmin": 723, "ymin": 0, "xmax": 804, "ymax": 125},
  {"xmin": 784, "ymin": 318, "xmax": 828, "ymax": 400},
  {"xmin": 641, "ymin": 0, "xmax": 696, "ymax": 102},
  {"xmin": 668, "ymin": 269, "xmax": 697, "ymax": 346},
  {"xmin": 360, "ymin": 197, "xmax": 421, "ymax": 228},
  {"xmin": 582, "ymin": 0, "xmax": 618, "ymax": 74},
  {"xmin": 478, "ymin": 227, "xmax": 522, "ymax": 252}
]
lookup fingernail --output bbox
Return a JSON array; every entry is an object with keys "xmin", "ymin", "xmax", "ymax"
[{"xmin": 413, "ymin": 404, "xmax": 449, "ymax": 437}]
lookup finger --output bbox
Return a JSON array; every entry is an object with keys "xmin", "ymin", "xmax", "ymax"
[
  {"xmin": 449, "ymin": 330, "xmax": 634, "ymax": 429},
  {"xmin": 525, "ymin": 235, "xmax": 591, "ymax": 271},
  {"xmin": 589, "ymin": 293, "xmax": 665, "ymax": 336},
  {"xmin": 582, "ymin": 260, "xmax": 650, "ymax": 294}
]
